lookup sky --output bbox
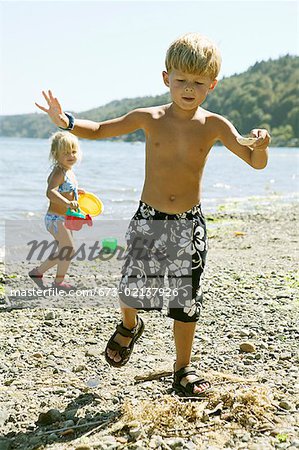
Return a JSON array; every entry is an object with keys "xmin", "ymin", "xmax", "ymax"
[{"xmin": 0, "ymin": 0, "xmax": 298, "ymax": 116}]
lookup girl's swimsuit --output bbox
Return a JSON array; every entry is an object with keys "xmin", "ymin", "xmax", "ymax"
[{"xmin": 45, "ymin": 170, "xmax": 78, "ymax": 235}]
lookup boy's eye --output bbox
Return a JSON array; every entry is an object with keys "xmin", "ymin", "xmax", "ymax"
[
  {"xmin": 195, "ymin": 82, "xmax": 203, "ymax": 85},
  {"xmin": 177, "ymin": 79, "xmax": 185, "ymax": 82}
]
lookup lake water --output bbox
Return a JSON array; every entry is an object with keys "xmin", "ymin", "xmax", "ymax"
[{"xmin": 0, "ymin": 137, "xmax": 298, "ymax": 257}]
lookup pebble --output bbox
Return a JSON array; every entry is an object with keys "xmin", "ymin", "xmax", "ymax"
[
  {"xmin": 279, "ymin": 352, "xmax": 292, "ymax": 360},
  {"xmin": 240, "ymin": 342, "xmax": 256, "ymax": 353},
  {"xmin": 37, "ymin": 408, "xmax": 62, "ymax": 425},
  {"xmin": 63, "ymin": 419, "xmax": 75, "ymax": 428},
  {"xmin": 45, "ymin": 311, "xmax": 56, "ymax": 320},
  {"xmin": 47, "ymin": 433, "xmax": 58, "ymax": 442},
  {"xmin": 85, "ymin": 347, "xmax": 101, "ymax": 357},
  {"xmin": 239, "ymin": 329, "xmax": 250, "ymax": 337},
  {"xmin": 279, "ymin": 400, "xmax": 293, "ymax": 410},
  {"xmin": 130, "ymin": 426, "xmax": 146, "ymax": 441},
  {"xmin": 73, "ymin": 364, "xmax": 87, "ymax": 372}
]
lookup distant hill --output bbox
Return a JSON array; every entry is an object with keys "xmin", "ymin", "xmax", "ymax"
[{"xmin": 1, "ymin": 55, "xmax": 298, "ymax": 147}]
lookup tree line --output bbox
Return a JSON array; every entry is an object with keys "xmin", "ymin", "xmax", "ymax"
[{"xmin": 1, "ymin": 55, "xmax": 298, "ymax": 147}]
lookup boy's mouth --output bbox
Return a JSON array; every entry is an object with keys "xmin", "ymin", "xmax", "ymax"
[{"xmin": 182, "ymin": 97, "xmax": 195, "ymax": 102}]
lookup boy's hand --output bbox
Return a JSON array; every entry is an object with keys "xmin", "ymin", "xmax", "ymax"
[
  {"xmin": 250, "ymin": 129, "xmax": 271, "ymax": 151},
  {"xmin": 68, "ymin": 200, "xmax": 79, "ymax": 210},
  {"xmin": 35, "ymin": 90, "xmax": 70, "ymax": 129},
  {"xmin": 78, "ymin": 189, "xmax": 86, "ymax": 195}
]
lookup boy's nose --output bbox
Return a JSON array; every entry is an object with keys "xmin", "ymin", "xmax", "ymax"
[{"xmin": 185, "ymin": 85, "xmax": 194, "ymax": 92}]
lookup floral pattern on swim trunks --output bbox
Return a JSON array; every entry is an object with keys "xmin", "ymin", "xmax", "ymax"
[{"xmin": 118, "ymin": 200, "xmax": 208, "ymax": 322}]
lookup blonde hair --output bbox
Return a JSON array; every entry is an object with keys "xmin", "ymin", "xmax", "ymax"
[
  {"xmin": 49, "ymin": 131, "xmax": 82, "ymax": 165},
  {"xmin": 165, "ymin": 32, "xmax": 221, "ymax": 79}
]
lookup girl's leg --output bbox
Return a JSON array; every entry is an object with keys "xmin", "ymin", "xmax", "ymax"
[
  {"xmin": 37, "ymin": 222, "xmax": 75, "ymax": 283},
  {"xmin": 52, "ymin": 222, "xmax": 75, "ymax": 283}
]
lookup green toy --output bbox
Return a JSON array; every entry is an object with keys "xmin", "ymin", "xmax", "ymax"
[{"xmin": 102, "ymin": 238, "xmax": 118, "ymax": 253}]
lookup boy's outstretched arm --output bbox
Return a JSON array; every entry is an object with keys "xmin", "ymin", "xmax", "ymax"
[
  {"xmin": 215, "ymin": 115, "xmax": 270, "ymax": 169},
  {"xmin": 35, "ymin": 90, "xmax": 147, "ymax": 139}
]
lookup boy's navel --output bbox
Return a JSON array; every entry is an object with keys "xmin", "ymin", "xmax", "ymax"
[{"xmin": 170, "ymin": 195, "xmax": 176, "ymax": 201}]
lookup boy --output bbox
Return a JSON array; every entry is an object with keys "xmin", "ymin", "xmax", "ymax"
[{"xmin": 36, "ymin": 32, "xmax": 270, "ymax": 398}]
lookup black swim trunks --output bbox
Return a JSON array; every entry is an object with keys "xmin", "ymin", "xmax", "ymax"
[{"xmin": 118, "ymin": 200, "xmax": 208, "ymax": 322}]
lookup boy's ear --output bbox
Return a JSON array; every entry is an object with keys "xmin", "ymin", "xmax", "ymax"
[
  {"xmin": 209, "ymin": 79, "xmax": 218, "ymax": 91},
  {"xmin": 162, "ymin": 71, "xmax": 170, "ymax": 87}
]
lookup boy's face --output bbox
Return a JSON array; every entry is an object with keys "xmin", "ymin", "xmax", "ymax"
[{"xmin": 162, "ymin": 69, "xmax": 217, "ymax": 111}]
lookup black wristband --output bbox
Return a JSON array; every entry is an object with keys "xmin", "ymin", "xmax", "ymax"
[{"xmin": 59, "ymin": 112, "xmax": 75, "ymax": 131}]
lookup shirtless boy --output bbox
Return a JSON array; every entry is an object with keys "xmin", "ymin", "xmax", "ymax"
[{"xmin": 36, "ymin": 32, "xmax": 270, "ymax": 398}]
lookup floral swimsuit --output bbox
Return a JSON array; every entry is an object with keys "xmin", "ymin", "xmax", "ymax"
[
  {"xmin": 45, "ymin": 170, "xmax": 78, "ymax": 235},
  {"xmin": 118, "ymin": 200, "xmax": 208, "ymax": 322}
]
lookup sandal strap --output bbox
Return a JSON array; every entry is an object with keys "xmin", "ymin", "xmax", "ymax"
[
  {"xmin": 106, "ymin": 339, "xmax": 131, "ymax": 358},
  {"xmin": 116, "ymin": 316, "xmax": 140, "ymax": 338},
  {"xmin": 174, "ymin": 365, "xmax": 197, "ymax": 383}
]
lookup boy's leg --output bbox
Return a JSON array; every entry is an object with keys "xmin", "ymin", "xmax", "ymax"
[
  {"xmin": 106, "ymin": 201, "xmax": 166, "ymax": 365},
  {"xmin": 173, "ymin": 319, "xmax": 209, "ymax": 394},
  {"xmin": 106, "ymin": 305, "xmax": 138, "ymax": 363},
  {"xmin": 173, "ymin": 319, "xmax": 196, "ymax": 370},
  {"xmin": 167, "ymin": 206, "xmax": 209, "ymax": 394}
]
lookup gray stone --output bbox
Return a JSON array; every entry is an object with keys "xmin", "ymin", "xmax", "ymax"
[
  {"xmin": 47, "ymin": 433, "xmax": 59, "ymax": 443},
  {"xmin": 37, "ymin": 408, "xmax": 62, "ymax": 425},
  {"xmin": 45, "ymin": 311, "xmax": 56, "ymax": 320},
  {"xmin": 129, "ymin": 426, "xmax": 143, "ymax": 440},
  {"xmin": 63, "ymin": 419, "xmax": 75, "ymax": 428}
]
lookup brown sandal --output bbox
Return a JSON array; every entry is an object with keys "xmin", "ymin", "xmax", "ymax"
[
  {"xmin": 173, "ymin": 364, "xmax": 211, "ymax": 398},
  {"xmin": 104, "ymin": 316, "xmax": 144, "ymax": 368}
]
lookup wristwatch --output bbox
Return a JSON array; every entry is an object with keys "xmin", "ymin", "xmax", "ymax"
[{"xmin": 59, "ymin": 112, "xmax": 75, "ymax": 131}]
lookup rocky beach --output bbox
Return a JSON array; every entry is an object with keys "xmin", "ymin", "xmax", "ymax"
[{"xmin": 1, "ymin": 201, "xmax": 298, "ymax": 450}]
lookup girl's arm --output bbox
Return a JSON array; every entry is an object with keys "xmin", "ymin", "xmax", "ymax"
[
  {"xmin": 36, "ymin": 90, "xmax": 149, "ymax": 140},
  {"xmin": 47, "ymin": 168, "xmax": 78, "ymax": 209}
]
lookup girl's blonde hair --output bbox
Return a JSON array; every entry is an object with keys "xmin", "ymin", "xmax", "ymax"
[
  {"xmin": 49, "ymin": 131, "xmax": 82, "ymax": 165},
  {"xmin": 165, "ymin": 32, "xmax": 222, "ymax": 79}
]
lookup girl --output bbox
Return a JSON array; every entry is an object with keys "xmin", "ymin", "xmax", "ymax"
[{"xmin": 29, "ymin": 131, "xmax": 85, "ymax": 291}]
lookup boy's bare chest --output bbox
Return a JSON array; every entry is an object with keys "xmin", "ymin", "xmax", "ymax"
[{"xmin": 146, "ymin": 120, "xmax": 214, "ymax": 165}]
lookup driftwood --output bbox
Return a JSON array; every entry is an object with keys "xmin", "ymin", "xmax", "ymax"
[
  {"xmin": 41, "ymin": 417, "xmax": 113, "ymax": 435},
  {"xmin": 134, "ymin": 370, "xmax": 172, "ymax": 382},
  {"xmin": 134, "ymin": 369, "xmax": 258, "ymax": 384}
]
